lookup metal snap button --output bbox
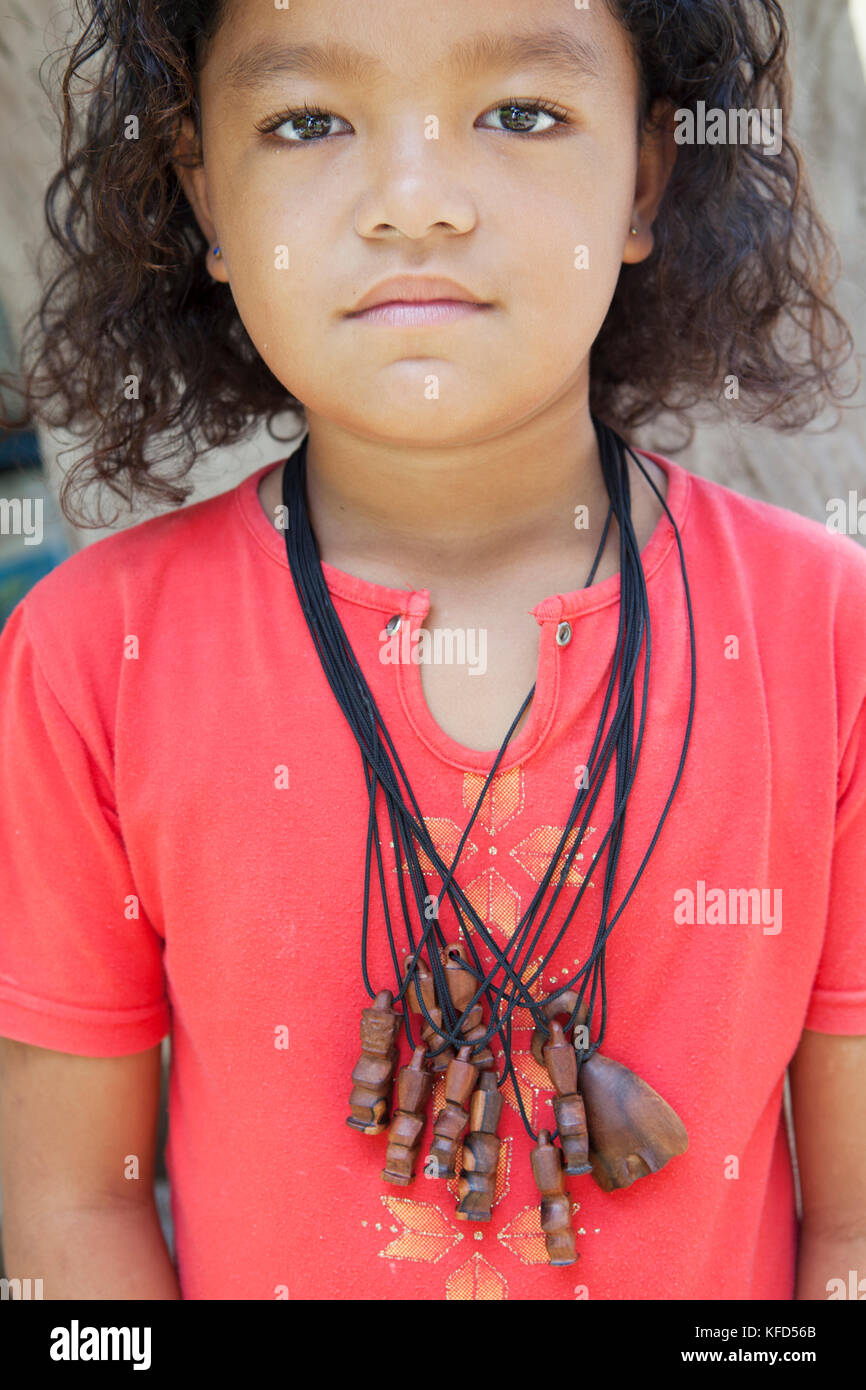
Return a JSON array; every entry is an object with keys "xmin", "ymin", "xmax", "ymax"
[
  {"xmin": 385, "ymin": 614, "xmax": 402, "ymax": 634},
  {"xmin": 555, "ymin": 621, "xmax": 572, "ymax": 646}
]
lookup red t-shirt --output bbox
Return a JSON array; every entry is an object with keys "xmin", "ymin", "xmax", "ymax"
[{"xmin": 1, "ymin": 445, "xmax": 866, "ymax": 1301}]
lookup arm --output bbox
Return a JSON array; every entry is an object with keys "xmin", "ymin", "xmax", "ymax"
[
  {"xmin": 788, "ymin": 1029, "xmax": 866, "ymax": 1301},
  {"xmin": 0, "ymin": 1037, "xmax": 181, "ymax": 1299}
]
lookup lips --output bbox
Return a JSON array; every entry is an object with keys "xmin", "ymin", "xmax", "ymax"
[{"xmin": 347, "ymin": 275, "xmax": 489, "ymax": 315}]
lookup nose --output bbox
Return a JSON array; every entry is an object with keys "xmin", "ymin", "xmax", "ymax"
[{"xmin": 353, "ymin": 122, "xmax": 479, "ymax": 240}]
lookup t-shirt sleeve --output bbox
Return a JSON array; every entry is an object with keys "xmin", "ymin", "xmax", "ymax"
[
  {"xmin": 804, "ymin": 688, "xmax": 866, "ymax": 1034},
  {"xmin": 0, "ymin": 598, "xmax": 171, "ymax": 1055}
]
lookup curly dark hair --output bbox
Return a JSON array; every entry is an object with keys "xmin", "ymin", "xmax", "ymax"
[{"xmin": 1, "ymin": 0, "xmax": 858, "ymax": 526}]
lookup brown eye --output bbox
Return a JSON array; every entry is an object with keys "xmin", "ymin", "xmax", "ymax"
[
  {"xmin": 478, "ymin": 99, "xmax": 571, "ymax": 136},
  {"xmin": 255, "ymin": 105, "xmax": 351, "ymax": 142}
]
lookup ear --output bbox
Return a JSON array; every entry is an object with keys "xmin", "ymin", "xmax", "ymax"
[
  {"xmin": 622, "ymin": 98, "xmax": 679, "ymax": 265},
  {"xmin": 171, "ymin": 116, "xmax": 229, "ymax": 283}
]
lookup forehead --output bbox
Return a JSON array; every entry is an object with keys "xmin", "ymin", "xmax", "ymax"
[{"xmin": 202, "ymin": 0, "xmax": 630, "ymax": 91}]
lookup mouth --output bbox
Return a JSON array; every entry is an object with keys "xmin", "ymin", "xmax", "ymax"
[
  {"xmin": 345, "ymin": 300, "xmax": 493, "ymax": 326},
  {"xmin": 345, "ymin": 273, "xmax": 493, "ymax": 322}
]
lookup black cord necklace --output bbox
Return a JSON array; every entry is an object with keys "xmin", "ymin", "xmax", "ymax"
[{"xmin": 281, "ymin": 415, "xmax": 696, "ymax": 1260}]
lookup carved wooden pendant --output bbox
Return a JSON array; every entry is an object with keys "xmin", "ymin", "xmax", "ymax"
[
  {"xmin": 404, "ymin": 953, "xmax": 454, "ymax": 1072},
  {"xmin": 531, "ymin": 989, "xmax": 588, "ymax": 1067},
  {"xmin": 347, "ymin": 989, "xmax": 402, "ymax": 1134},
  {"xmin": 455, "ymin": 1071, "xmax": 503, "ymax": 1221},
  {"xmin": 578, "ymin": 1051, "xmax": 688, "ymax": 1191},
  {"xmin": 440, "ymin": 942, "xmax": 495, "ymax": 1069},
  {"xmin": 542, "ymin": 1020, "xmax": 592, "ymax": 1176},
  {"xmin": 530, "ymin": 1129, "xmax": 578, "ymax": 1266},
  {"xmin": 428, "ymin": 1045, "xmax": 479, "ymax": 1178},
  {"xmin": 381, "ymin": 1045, "xmax": 432, "ymax": 1185}
]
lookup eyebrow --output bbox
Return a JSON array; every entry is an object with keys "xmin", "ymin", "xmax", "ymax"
[{"xmin": 222, "ymin": 28, "xmax": 605, "ymax": 93}]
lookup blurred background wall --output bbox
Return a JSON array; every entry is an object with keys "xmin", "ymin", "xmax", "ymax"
[{"xmin": 0, "ymin": 0, "xmax": 864, "ymax": 1280}]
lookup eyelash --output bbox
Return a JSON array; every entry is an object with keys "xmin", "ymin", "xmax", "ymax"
[{"xmin": 253, "ymin": 96, "xmax": 573, "ymax": 144}]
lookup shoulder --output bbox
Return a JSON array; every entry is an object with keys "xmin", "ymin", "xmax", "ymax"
[
  {"xmin": 653, "ymin": 453, "xmax": 866, "ymax": 746},
  {"xmin": 25, "ymin": 475, "xmax": 243, "ymax": 612},
  {"xmin": 11, "ymin": 475, "xmax": 247, "ymax": 707},
  {"xmin": 654, "ymin": 452, "xmax": 866, "ymax": 607}
]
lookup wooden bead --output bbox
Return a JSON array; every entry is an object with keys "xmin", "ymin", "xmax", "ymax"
[
  {"xmin": 438, "ymin": 943, "xmax": 496, "ymax": 1067},
  {"xmin": 405, "ymin": 954, "xmax": 437, "ymax": 1012},
  {"xmin": 404, "ymin": 955, "xmax": 455, "ymax": 1071},
  {"xmin": 444, "ymin": 1050, "xmax": 478, "ymax": 1108},
  {"xmin": 360, "ymin": 992, "xmax": 401, "ymax": 1052},
  {"xmin": 456, "ymin": 1133, "xmax": 500, "ymax": 1220},
  {"xmin": 346, "ymin": 989, "xmax": 401, "ymax": 1134},
  {"xmin": 543, "ymin": 1020, "xmax": 591, "ymax": 1176},
  {"xmin": 456, "ymin": 1072, "xmax": 502, "ymax": 1221},
  {"xmin": 543, "ymin": 1019, "xmax": 578, "ymax": 1094},
  {"xmin": 553, "ymin": 1093, "xmax": 592, "ymax": 1176},
  {"xmin": 530, "ymin": 1129, "xmax": 577, "ymax": 1266},
  {"xmin": 579, "ymin": 1051, "xmax": 688, "ymax": 1191},
  {"xmin": 462, "ymin": 1023, "xmax": 496, "ymax": 1070},
  {"xmin": 464, "ymin": 1130, "xmax": 501, "ymax": 1167},
  {"xmin": 433, "ymin": 1102, "xmax": 470, "ymax": 1144},
  {"xmin": 350, "ymin": 1052, "xmax": 394, "ymax": 1094},
  {"xmin": 387, "ymin": 1110, "xmax": 426, "ymax": 1148},
  {"xmin": 422, "ymin": 1006, "xmax": 456, "ymax": 1072},
  {"xmin": 461, "ymin": 1003, "xmax": 484, "ymax": 1032},
  {"xmin": 382, "ymin": 1045, "xmax": 432, "ymax": 1185},
  {"xmin": 531, "ymin": 990, "xmax": 589, "ymax": 1066},
  {"xmin": 468, "ymin": 1070, "xmax": 504, "ymax": 1134},
  {"xmin": 440, "ymin": 942, "xmax": 477, "ymax": 1013},
  {"xmin": 396, "ymin": 1047, "xmax": 431, "ymax": 1114},
  {"xmin": 428, "ymin": 1046, "xmax": 479, "ymax": 1178}
]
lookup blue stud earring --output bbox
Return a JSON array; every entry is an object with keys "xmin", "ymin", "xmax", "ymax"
[{"xmin": 212, "ymin": 244, "xmax": 222, "ymax": 258}]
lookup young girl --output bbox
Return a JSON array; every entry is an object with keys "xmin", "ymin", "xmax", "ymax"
[{"xmin": 0, "ymin": 0, "xmax": 864, "ymax": 1303}]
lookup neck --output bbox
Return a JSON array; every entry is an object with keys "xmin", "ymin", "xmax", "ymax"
[{"xmin": 299, "ymin": 396, "xmax": 612, "ymax": 586}]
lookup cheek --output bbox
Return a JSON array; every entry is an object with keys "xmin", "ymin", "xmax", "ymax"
[
  {"xmin": 215, "ymin": 194, "xmax": 335, "ymax": 353},
  {"xmin": 509, "ymin": 195, "xmax": 625, "ymax": 347},
  {"xmin": 505, "ymin": 133, "xmax": 635, "ymax": 282}
]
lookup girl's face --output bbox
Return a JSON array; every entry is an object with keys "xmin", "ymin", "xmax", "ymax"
[{"xmin": 178, "ymin": 0, "xmax": 674, "ymax": 446}]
